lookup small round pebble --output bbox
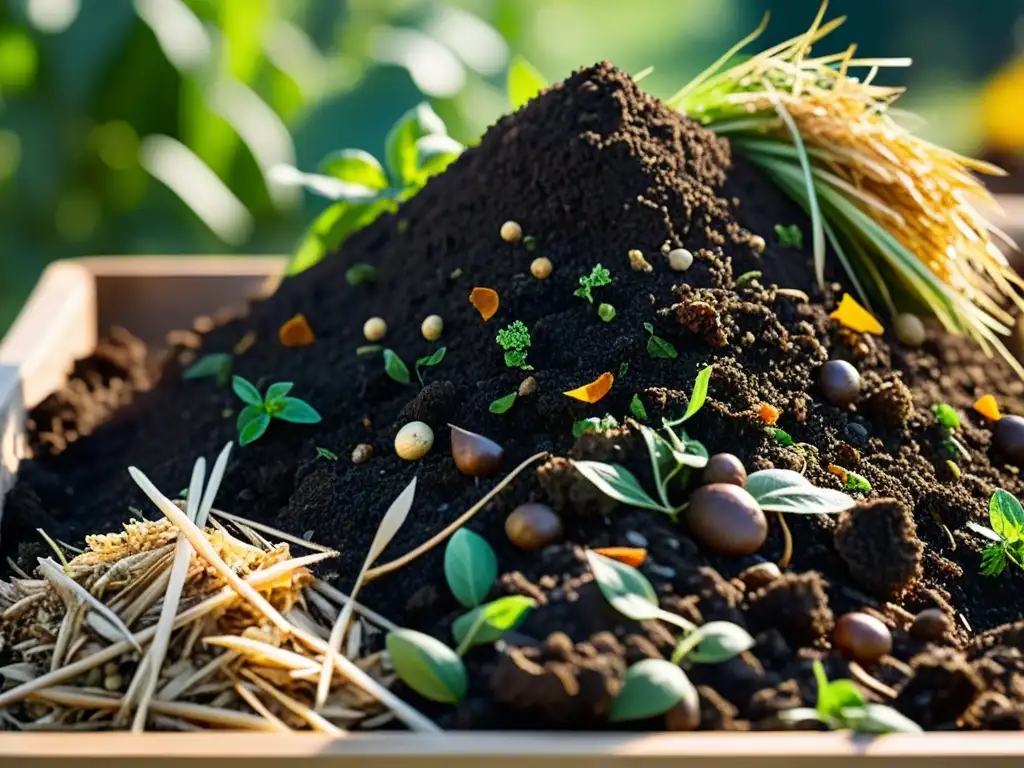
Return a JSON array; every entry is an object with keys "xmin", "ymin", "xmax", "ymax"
[
  {"xmin": 895, "ymin": 312, "xmax": 926, "ymax": 348},
  {"xmin": 687, "ymin": 484, "xmax": 767, "ymax": 556},
  {"xmin": 530, "ymin": 257, "xmax": 553, "ymax": 279},
  {"xmin": 518, "ymin": 376, "xmax": 538, "ymax": 397},
  {"xmin": 668, "ymin": 248, "xmax": 694, "ymax": 272},
  {"xmin": 394, "ymin": 422, "xmax": 434, "ymax": 461},
  {"xmin": 994, "ymin": 414, "xmax": 1024, "ymax": 466},
  {"xmin": 820, "ymin": 359, "xmax": 862, "ymax": 407},
  {"xmin": 500, "ymin": 220, "xmax": 523, "ymax": 243},
  {"xmin": 749, "ymin": 234, "xmax": 766, "ymax": 254},
  {"xmin": 506, "ymin": 503, "xmax": 563, "ymax": 551},
  {"xmin": 909, "ymin": 608, "xmax": 951, "ymax": 643},
  {"xmin": 363, "ymin": 317, "xmax": 387, "ymax": 342},
  {"xmin": 702, "ymin": 453, "xmax": 746, "ymax": 487},
  {"xmin": 351, "ymin": 443, "xmax": 374, "ymax": 464},
  {"xmin": 739, "ymin": 561, "xmax": 782, "ymax": 591},
  {"xmin": 833, "ymin": 612, "xmax": 892, "ymax": 663},
  {"xmin": 421, "ymin": 314, "xmax": 444, "ymax": 341}
]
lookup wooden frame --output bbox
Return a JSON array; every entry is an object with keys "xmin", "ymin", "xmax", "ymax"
[{"xmin": 3, "ymin": 254, "xmax": 1024, "ymax": 760}]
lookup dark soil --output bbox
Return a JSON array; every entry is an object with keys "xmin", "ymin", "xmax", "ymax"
[{"xmin": 6, "ymin": 62, "xmax": 1024, "ymax": 731}]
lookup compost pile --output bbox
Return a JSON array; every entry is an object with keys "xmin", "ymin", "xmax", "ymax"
[{"xmin": 6, "ymin": 62, "xmax": 1024, "ymax": 732}]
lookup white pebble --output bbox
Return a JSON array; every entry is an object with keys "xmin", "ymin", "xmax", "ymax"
[
  {"xmin": 363, "ymin": 317, "xmax": 387, "ymax": 342},
  {"xmin": 394, "ymin": 422, "xmax": 434, "ymax": 461},
  {"xmin": 668, "ymin": 248, "xmax": 693, "ymax": 271}
]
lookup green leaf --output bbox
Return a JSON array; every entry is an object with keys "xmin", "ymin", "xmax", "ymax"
[
  {"xmin": 598, "ymin": 303, "xmax": 616, "ymax": 322},
  {"xmin": 813, "ymin": 659, "xmax": 838, "ymax": 718},
  {"xmin": 774, "ymin": 223, "xmax": 804, "ymax": 248},
  {"xmin": 489, "ymin": 392, "xmax": 517, "ymax": 414},
  {"xmin": 345, "ymin": 264, "xmax": 377, "ymax": 286},
  {"xmin": 822, "ymin": 680, "xmax": 866, "ymax": 717},
  {"xmin": 844, "ymin": 471, "xmax": 872, "ymax": 493},
  {"xmin": 317, "ymin": 148, "xmax": 388, "ymax": 190},
  {"xmin": 681, "ymin": 365, "xmax": 713, "ymax": 422},
  {"xmin": 385, "ymin": 103, "xmax": 447, "ymax": 187},
  {"xmin": 630, "ymin": 394, "xmax": 648, "ymax": 421},
  {"xmin": 415, "ymin": 347, "xmax": 447, "ymax": 385},
  {"xmin": 990, "ymin": 489, "xmax": 1024, "ymax": 542},
  {"xmin": 274, "ymin": 397, "xmax": 322, "ymax": 424},
  {"xmin": 967, "ymin": 521, "xmax": 1003, "ymax": 542},
  {"xmin": 183, "ymin": 353, "xmax": 232, "ymax": 384},
  {"xmin": 451, "ymin": 595, "xmax": 535, "ymax": 649},
  {"xmin": 770, "ymin": 427, "xmax": 795, "ymax": 446},
  {"xmin": 778, "ymin": 707, "xmax": 829, "ymax": 727},
  {"xmin": 386, "ymin": 629, "xmax": 467, "ymax": 704},
  {"xmin": 644, "ymin": 322, "xmax": 678, "ymax": 359},
  {"xmin": 232, "ymin": 376, "xmax": 263, "ymax": 406},
  {"xmin": 414, "ymin": 134, "xmax": 463, "ymax": 181},
  {"xmin": 384, "ymin": 349, "xmax": 411, "ymax": 384},
  {"xmin": 745, "ymin": 469, "xmax": 811, "ymax": 503},
  {"xmin": 265, "ymin": 382, "xmax": 293, "ymax": 401},
  {"xmin": 980, "ymin": 543, "xmax": 1008, "ymax": 576},
  {"xmin": 672, "ymin": 621, "xmax": 755, "ymax": 664},
  {"xmin": 609, "ymin": 659, "xmax": 697, "ymax": 722},
  {"xmin": 287, "ymin": 200, "xmax": 391, "ymax": 276},
  {"xmin": 236, "ymin": 404, "xmax": 264, "ymax": 432},
  {"xmin": 239, "ymin": 412, "xmax": 271, "ymax": 446},
  {"xmin": 316, "ymin": 447, "xmax": 338, "ymax": 461},
  {"xmin": 507, "ymin": 55, "xmax": 548, "ymax": 110},
  {"xmin": 572, "ymin": 416, "xmax": 618, "ymax": 438},
  {"xmin": 585, "ymin": 549, "xmax": 661, "ymax": 622},
  {"xmin": 268, "ymin": 164, "xmax": 381, "ymax": 202},
  {"xmin": 735, "ymin": 270, "xmax": 762, "ymax": 288},
  {"xmin": 755, "ymin": 485, "xmax": 856, "ymax": 515},
  {"xmin": 932, "ymin": 403, "xmax": 960, "ymax": 430},
  {"xmin": 443, "ymin": 529, "xmax": 498, "ymax": 609},
  {"xmin": 356, "ymin": 345, "xmax": 382, "ymax": 357},
  {"xmin": 840, "ymin": 704, "xmax": 922, "ymax": 734},
  {"xmin": 573, "ymin": 461, "xmax": 666, "ymax": 512},
  {"xmin": 619, "ymin": 361, "xmax": 629, "ymax": 378}
]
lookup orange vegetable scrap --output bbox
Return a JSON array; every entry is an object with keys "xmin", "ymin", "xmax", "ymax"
[
  {"xmin": 469, "ymin": 287, "xmax": 500, "ymax": 321},
  {"xmin": 973, "ymin": 394, "xmax": 1002, "ymax": 421},
  {"xmin": 593, "ymin": 547, "xmax": 647, "ymax": 568},
  {"xmin": 829, "ymin": 294, "xmax": 884, "ymax": 335},
  {"xmin": 826, "ymin": 464, "xmax": 848, "ymax": 483},
  {"xmin": 278, "ymin": 313, "xmax": 315, "ymax": 347},
  {"xmin": 233, "ymin": 330, "xmax": 256, "ymax": 355},
  {"xmin": 758, "ymin": 403, "xmax": 780, "ymax": 425},
  {"xmin": 564, "ymin": 372, "xmax": 614, "ymax": 403}
]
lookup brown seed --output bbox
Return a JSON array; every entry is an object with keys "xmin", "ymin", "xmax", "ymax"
[
  {"xmin": 664, "ymin": 695, "xmax": 701, "ymax": 731},
  {"xmin": 995, "ymin": 414, "xmax": 1024, "ymax": 466},
  {"xmin": 351, "ymin": 443, "xmax": 374, "ymax": 464},
  {"xmin": 909, "ymin": 608, "xmax": 951, "ymax": 643},
  {"xmin": 833, "ymin": 612, "xmax": 892, "ymax": 663},
  {"xmin": 749, "ymin": 234, "xmax": 766, "ymax": 254},
  {"xmin": 518, "ymin": 376, "xmax": 538, "ymax": 397},
  {"xmin": 686, "ymin": 484, "xmax": 768, "ymax": 556},
  {"xmin": 702, "ymin": 453, "xmax": 746, "ymax": 487},
  {"xmin": 894, "ymin": 313, "xmax": 926, "ymax": 348},
  {"xmin": 505, "ymin": 503, "xmax": 563, "ymax": 550},
  {"xmin": 450, "ymin": 425, "xmax": 504, "ymax": 477},
  {"xmin": 738, "ymin": 561, "xmax": 782, "ymax": 591},
  {"xmin": 820, "ymin": 359, "xmax": 861, "ymax": 407},
  {"xmin": 530, "ymin": 257, "xmax": 552, "ymax": 279}
]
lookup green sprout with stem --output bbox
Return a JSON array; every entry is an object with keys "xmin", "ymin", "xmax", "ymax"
[
  {"xmin": 232, "ymin": 376, "xmax": 322, "ymax": 446},
  {"xmin": 967, "ymin": 489, "xmax": 1024, "ymax": 577},
  {"xmin": 932, "ymin": 403, "xmax": 969, "ymax": 460},
  {"xmin": 574, "ymin": 264, "xmax": 612, "ymax": 303},
  {"xmin": 774, "ymin": 224, "xmax": 803, "ymax": 248},
  {"xmin": 496, "ymin": 320, "xmax": 533, "ymax": 370}
]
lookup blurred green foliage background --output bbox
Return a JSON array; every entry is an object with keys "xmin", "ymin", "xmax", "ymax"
[{"xmin": 1, "ymin": 0, "xmax": 1021, "ymax": 332}]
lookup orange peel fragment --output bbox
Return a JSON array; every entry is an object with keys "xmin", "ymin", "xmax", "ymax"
[
  {"xmin": 973, "ymin": 394, "xmax": 1002, "ymax": 421},
  {"xmin": 829, "ymin": 294, "xmax": 884, "ymax": 335},
  {"xmin": 826, "ymin": 464, "xmax": 848, "ymax": 483},
  {"xmin": 278, "ymin": 314, "xmax": 315, "ymax": 347},
  {"xmin": 469, "ymin": 287, "xmax": 500, "ymax": 321},
  {"xmin": 564, "ymin": 372, "xmax": 614, "ymax": 404},
  {"xmin": 593, "ymin": 547, "xmax": 647, "ymax": 568},
  {"xmin": 758, "ymin": 403, "xmax": 781, "ymax": 425}
]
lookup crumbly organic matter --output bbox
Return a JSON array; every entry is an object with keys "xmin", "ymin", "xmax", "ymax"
[{"xmin": 6, "ymin": 62, "xmax": 1024, "ymax": 732}]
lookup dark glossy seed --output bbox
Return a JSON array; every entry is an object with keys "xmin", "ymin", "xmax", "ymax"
[
  {"xmin": 702, "ymin": 453, "xmax": 746, "ymax": 487},
  {"xmin": 995, "ymin": 415, "xmax": 1024, "ymax": 466},
  {"xmin": 450, "ymin": 425, "xmax": 504, "ymax": 477},
  {"xmin": 845, "ymin": 423, "xmax": 869, "ymax": 447},
  {"xmin": 909, "ymin": 608, "xmax": 951, "ymax": 643},
  {"xmin": 834, "ymin": 612, "xmax": 892, "ymax": 663},
  {"xmin": 686, "ymin": 484, "xmax": 767, "ymax": 556},
  {"xmin": 505, "ymin": 503, "xmax": 563, "ymax": 551},
  {"xmin": 820, "ymin": 360, "xmax": 861, "ymax": 407}
]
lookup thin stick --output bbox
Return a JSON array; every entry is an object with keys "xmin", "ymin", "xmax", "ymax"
[
  {"xmin": 157, "ymin": 651, "xmax": 236, "ymax": 702},
  {"xmin": 211, "ymin": 509, "xmax": 337, "ymax": 554},
  {"xmin": 311, "ymin": 581, "xmax": 400, "ymax": 632},
  {"xmin": 240, "ymin": 669, "xmax": 346, "ymax": 735},
  {"xmin": 36, "ymin": 529, "xmax": 69, "ymax": 569},
  {"xmin": 365, "ymin": 451, "xmax": 548, "ymax": 582},
  {"xmin": 232, "ymin": 680, "xmax": 291, "ymax": 732},
  {"xmin": 203, "ymin": 636, "xmax": 322, "ymax": 672},
  {"xmin": 6, "ymin": 557, "xmax": 30, "ymax": 579},
  {"xmin": 775, "ymin": 510, "xmax": 794, "ymax": 570},
  {"xmin": 848, "ymin": 660, "xmax": 897, "ymax": 699}
]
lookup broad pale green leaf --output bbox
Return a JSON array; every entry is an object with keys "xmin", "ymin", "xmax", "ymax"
[
  {"xmin": 386, "ymin": 629, "xmax": 467, "ymax": 704},
  {"xmin": 267, "ymin": 163, "xmax": 380, "ymax": 202},
  {"xmin": 239, "ymin": 412, "xmax": 271, "ymax": 446},
  {"xmin": 385, "ymin": 103, "xmax": 447, "ymax": 187},
  {"xmin": 232, "ymin": 376, "xmax": 262, "ymax": 406},
  {"xmin": 630, "ymin": 394, "xmax": 647, "ymax": 421},
  {"xmin": 384, "ymin": 349, "xmax": 410, "ymax": 384},
  {"xmin": 840, "ymin": 704, "xmax": 922, "ymax": 733},
  {"xmin": 415, "ymin": 134, "xmax": 464, "ymax": 180},
  {"xmin": 756, "ymin": 485, "xmax": 856, "ymax": 515},
  {"xmin": 264, "ymin": 382, "xmax": 293, "ymax": 401},
  {"xmin": 644, "ymin": 323, "xmax": 678, "ymax": 360},
  {"xmin": 745, "ymin": 469, "xmax": 811, "ymax": 503},
  {"xmin": 236, "ymin": 404, "xmax": 263, "ymax": 431},
  {"xmin": 966, "ymin": 521, "xmax": 1003, "ymax": 543},
  {"xmin": 489, "ymin": 392, "xmax": 517, "ymax": 414},
  {"xmin": 573, "ymin": 460, "xmax": 666, "ymax": 512},
  {"xmin": 317, "ymin": 148, "xmax": 388, "ymax": 190},
  {"xmin": 681, "ymin": 365, "xmax": 713, "ymax": 422},
  {"xmin": 287, "ymin": 200, "xmax": 392, "ymax": 277},
  {"xmin": 608, "ymin": 659, "xmax": 697, "ymax": 722},
  {"xmin": 444, "ymin": 529, "xmax": 498, "ymax": 608},
  {"xmin": 990, "ymin": 489, "xmax": 1024, "ymax": 542},
  {"xmin": 507, "ymin": 55, "xmax": 548, "ymax": 110},
  {"xmin": 451, "ymin": 595, "xmax": 535, "ymax": 649},
  {"xmin": 813, "ymin": 659, "xmax": 865, "ymax": 720},
  {"xmin": 778, "ymin": 707, "xmax": 829, "ymax": 726},
  {"xmin": 274, "ymin": 398, "xmax": 322, "ymax": 424},
  {"xmin": 585, "ymin": 549, "xmax": 660, "ymax": 622},
  {"xmin": 415, "ymin": 347, "xmax": 447, "ymax": 385},
  {"xmin": 677, "ymin": 621, "xmax": 755, "ymax": 664},
  {"xmin": 183, "ymin": 353, "xmax": 232, "ymax": 384}
]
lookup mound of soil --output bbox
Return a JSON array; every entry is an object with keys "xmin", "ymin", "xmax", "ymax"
[{"xmin": 6, "ymin": 62, "xmax": 1024, "ymax": 731}]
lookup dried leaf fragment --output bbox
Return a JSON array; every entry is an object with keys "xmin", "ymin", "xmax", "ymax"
[
  {"xmin": 563, "ymin": 372, "xmax": 614, "ymax": 404},
  {"xmin": 973, "ymin": 394, "xmax": 1002, "ymax": 421},
  {"xmin": 593, "ymin": 547, "xmax": 647, "ymax": 568},
  {"xmin": 829, "ymin": 295, "xmax": 884, "ymax": 335},
  {"xmin": 758, "ymin": 403, "xmax": 781, "ymax": 425},
  {"xmin": 279, "ymin": 314, "xmax": 315, "ymax": 347},
  {"xmin": 469, "ymin": 287, "xmax": 500, "ymax": 321}
]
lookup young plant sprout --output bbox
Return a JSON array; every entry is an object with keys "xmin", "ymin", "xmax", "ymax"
[
  {"xmin": 630, "ymin": 394, "xmax": 648, "ymax": 421},
  {"xmin": 275, "ymin": 103, "xmax": 464, "ymax": 275},
  {"xmin": 495, "ymin": 320, "xmax": 533, "ymax": 370},
  {"xmin": 645, "ymin": 322, "xmax": 678, "ymax": 359},
  {"xmin": 384, "ymin": 349, "xmax": 411, "ymax": 384},
  {"xmin": 232, "ymin": 376, "xmax": 322, "ymax": 446},
  {"xmin": 489, "ymin": 392, "xmax": 517, "ymax": 414},
  {"xmin": 966, "ymin": 489, "xmax": 1024, "ymax": 577},
  {"xmin": 573, "ymin": 415, "xmax": 619, "ymax": 438},
  {"xmin": 315, "ymin": 447, "xmax": 338, "ymax": 461},
  {"xmin": 774, "ymin": 224, "xmax": 803, "ymax": 248},
  {"xmin": 734, "ymin": 270, "xmax": 762, "ymax": 289},
  {"xmin": 573, "ymin": 264, "xmax": 612, "ymax": 303},
  {"xmin": 414, "ymin": 347, "xmax": 446, "ymax": 385},
  {"xmin": 598, "ymin": 303, "xmax": 617, "ymax": 322},
  {"xmin": 183, "ymin": 353, "xmax": 232, "ymax": 385},
  {"xmin": 933, "ymin": 403, "xmax": 969, "ymax": 460}
]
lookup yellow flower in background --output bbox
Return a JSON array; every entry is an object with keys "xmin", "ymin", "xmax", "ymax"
[{"xmin": 981, "ymin": 55, "xmax": 1024, "ymax": 151}]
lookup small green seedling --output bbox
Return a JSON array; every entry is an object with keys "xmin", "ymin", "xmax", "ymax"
[
  {"xmin": 630, "ymin": 394, "xmax": 648, "ymax": 421},
  {"xmin": 574, "ymin": 264, "xmax": 612, "ymax": 303},
  {"xmin": 496, "ymin": 320, "xmax": 533, "ymax": 370},
  {"xmin": 644, "ymin": 322, "xmax": 678, "ymax": 359},
  {"xmin": 932, "ymin": 403, "xmax": 969, "ymax": 460},
  {"xmin": 598, "ymin": 303, "xmax": 616, "ymax": 322},
  {"xmin": 415, "ymin": 347, "xmax": 446, "ymax": 385},
  {"xmin": 489, "ymin": 392, "xmax": 517, "ymax": 414},
  {"xmin": 735, "ymin": 270, "xmax": 762, "ymax": 288},
  {"xmin": 316, "ymin": 447, "xmax": 338, "ymax": 461},
  {"xmin": 770, "ymin": 427, "xmax": 795, "ymax": 446},
  {"xmin": 967, "ymin": 488, "xmax": 1024, "ymax": 577},
  {"xmin": 183, "ymin": 353, "xmax": 232, "ymax": 385},
  {"xmin": 345, "ymin": 264, "xmax": 376, "ymax": 286},
  {"xmin": 573, "ymin": 415, "xmax": 619, "ymax": 438},
  {"xmin": 384, "ymin": 349, "xmax": 411, "ymax": 383},
  {"xmin": 779, "ymin": 660, "xmax": 920, "ymax": 733},
  {"xmin": 775, "ymin": 224, "xmax": 804, "ymax": 248},
  {"xmin": 233, "ymin": 376, "xmax": 322, "ymax": 446}
]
